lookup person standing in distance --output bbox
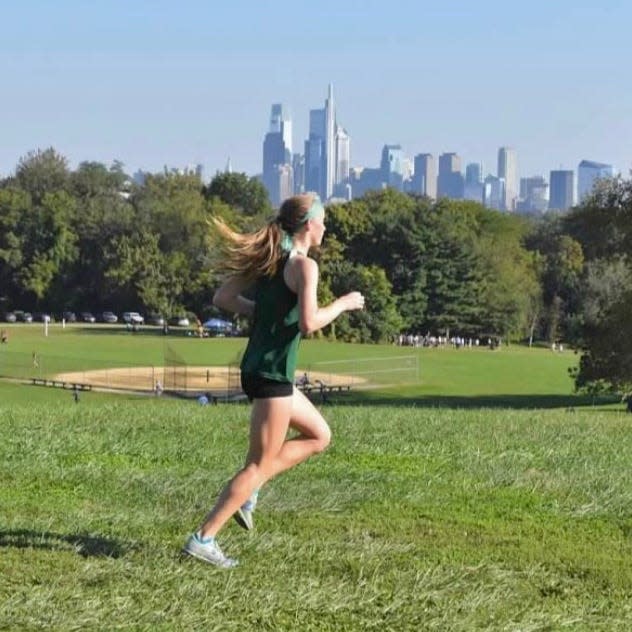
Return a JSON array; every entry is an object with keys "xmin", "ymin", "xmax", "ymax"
[{"xmin": 183, "ymin": 193, "xmax": 365, "ymax": 567}]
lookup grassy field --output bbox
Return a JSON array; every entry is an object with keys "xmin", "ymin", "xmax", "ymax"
[
  {"xmin": 1, "ymin": 325, "xmax": 631, "ymax": 629},
  {"xmin": 0, "ymin": 321, "xmax": 607, "ymax": 408}
]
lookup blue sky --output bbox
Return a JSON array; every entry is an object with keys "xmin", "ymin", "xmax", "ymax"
[{"xmin": 2, "ymin": 0, "xmax": 631, "ymax": 181}]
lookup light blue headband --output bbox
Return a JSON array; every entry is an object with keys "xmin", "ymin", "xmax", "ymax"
[{"xmin": 280, "ymin": 196, "xmax": 325, "ymax": 252}]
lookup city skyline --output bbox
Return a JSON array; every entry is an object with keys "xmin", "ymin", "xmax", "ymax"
[
  {"xmin": 259, "ymin": 88, "xmax": 614, "ymax": 212},
  {"xmin": 1, "ymin": 2, "xmax": 631, "ymax": 181}
]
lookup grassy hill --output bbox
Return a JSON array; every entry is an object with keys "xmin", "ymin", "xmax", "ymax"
[
  {"xmin": 1, "ymin": 394, "xmax": 631, "ymax": 629},
  {"xmin": 1, "ymin": 327, "xmax": 631, "ymax": 627}
]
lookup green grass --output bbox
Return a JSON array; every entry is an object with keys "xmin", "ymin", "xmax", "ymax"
[
  {"xmin": 1, "ymin": 327, "xmax": 629, "ymax": 628},
  {"xmin": 1, "ymin": 398, "xmax": 631, "ymax": 630},
  {"xmin": 0, "ymin": 322, "xmax": 613, "ymax": 410}
]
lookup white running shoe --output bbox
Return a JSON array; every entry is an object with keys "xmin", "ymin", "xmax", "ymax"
[
  {"xmin": 182, "ymin": 532, "xmax": 238, "ymax": 568},
  {"xmin": 233, "ymin": 490, "xmax": 258, "ymax": 531}
]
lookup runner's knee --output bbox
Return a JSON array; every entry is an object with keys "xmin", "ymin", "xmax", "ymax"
[{"xmin": 314, "ymin": 425, "xmax": 331, "ymax": 453}]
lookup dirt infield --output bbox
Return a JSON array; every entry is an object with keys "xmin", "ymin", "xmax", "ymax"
[{"xmin": 54, "ymin": 366, "xmax": 365, "ymax": 393}]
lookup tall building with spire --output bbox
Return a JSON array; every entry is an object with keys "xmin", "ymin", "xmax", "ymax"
[{"xmin": 302, "ymin": 84, "xmax": 349, "ymax": 201}]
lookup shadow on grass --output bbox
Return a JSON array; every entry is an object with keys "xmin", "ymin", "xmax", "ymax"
[
  {"xmin": 320, "ymin": 391, "xmax": 623, "ymax": 411},
  {"xmin": 0, "ymin": 529, "xmax": 132, "ymax": 558}
]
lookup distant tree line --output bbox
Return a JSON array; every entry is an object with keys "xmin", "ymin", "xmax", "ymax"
[{"xmin": 1, "ymin": 148, "xmax": 629, "ymax": 393}]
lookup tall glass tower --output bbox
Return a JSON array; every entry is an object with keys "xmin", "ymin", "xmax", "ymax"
[
  {"xmin": 438, "ymin": 153, "xmax": 464, "ymax": 199},
  {"xmin": 549, "ymin": 170, "xmax": 574, "ymax": 211},
  {"xmin": 262, "ymin": 104, "xmax": 292, "ymax": 206},
  {"xmin": 412, "ymin": 153, "xmax": 436, "ymax": 199},
  {"xmin": 304, "ymin": 108, "xmax": 326, "ymax": 198},
  {"xmin": 324, "ymin": 84, "xmax": 336, "ymax": 199},
  {"xmin": 334, "ymin": 124, "xmax": 350, "ymax": 196},
  {"xmin": 578, "ymin": 160, "xmax": 615, "ymax": 202},
  {"xmin": 497, "ymin": 147, "xmax": 518, "ymax": 211},
  {"xmin": 303, "ymin": 84, "xmax": 349, "ymax": 201}
]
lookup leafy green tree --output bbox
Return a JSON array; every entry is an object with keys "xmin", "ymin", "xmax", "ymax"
[
  {"xmin": 325, "ymin": 261, "xmax": 403, "ymax": 343},
  {"xmin": 104, "ymin": 231, "xmax": 185, "ymax": 317},
  {"xmin": 70, "ymin": 161, "xmax": 129, "ymax": 198},
  {"xmin": 422, "ymin": 234, "xmax": 484, "ymax": 335},
  {"xmin": 15, "ymin": 148, "xmax": 70, "ymax": 204},
  {"xmin": 0, "ymin": 187, "xmax": 32, "ymax": 302},
  {"xmin": 564, "ymin": 176, "xmax": 632, "ymax": 260},
  {"xmin": 525, "ymin": 218, "xmax": 584, "ymax": 342},
  {"xmin": 0, "ymin": 150, "xmax": 80, "ymax": 307},
  {"xmin": 204, "ymin": 172, "xmax": 272, "ymax": 217},
  {"xmin": 475, "ymin": 209, "xmax": 542, "ymax": 340},
  {"xmin": 574, "ymin": 256, "xmax": 632, "ymax": 393},
  {"xmin": 64, "ymin": 162, "xmax": 136, "ymax": 310},
  {"xmin": 326, "ymin": 190, "xmax": 429, "ymax": 330},
  {"xmin": 130, "ymin": 171, "xmax": 212, "ymax": 315},
  {"xmin": 574, "ymin": 287, "xmax": 632, "ymax": 394},
  {"xmin": 564, "ymin": 177, "xmax": 632, "ymax": 392},
  {"xmin": 14, "ymin": 191, "xmax": 78, "ymax": 303}
]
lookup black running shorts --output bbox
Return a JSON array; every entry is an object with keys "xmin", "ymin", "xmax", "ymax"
[{"xmin": 241, "ymin": 373, "xmax": 294, "ymax": 401}]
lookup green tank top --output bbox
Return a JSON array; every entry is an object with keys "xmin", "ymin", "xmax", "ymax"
[{"xmin": 240, "ymin": 256, "xmax": 301, "ymax": 383}]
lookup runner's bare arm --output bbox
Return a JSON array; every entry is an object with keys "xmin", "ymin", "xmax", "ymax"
[
  {"xmin": 288, "ymin": 257, "xmax": 364, "ymax": 335},
  {"xmin": 213, "ymin": 275, "xmax": 255, "ymax": 317}
]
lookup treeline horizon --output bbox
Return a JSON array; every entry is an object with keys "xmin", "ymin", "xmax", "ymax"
[{"xmin": 2, "ymin": 147, "xmax": 631, "ymax": 393}]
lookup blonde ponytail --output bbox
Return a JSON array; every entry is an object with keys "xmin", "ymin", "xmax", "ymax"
[
  {"xmin": 209, "ymin": 193, "xmax": 317, "ymax": 280},
  {"xmin": 210, "ymin": 216, "xmax": 283, "ymax": 280}
]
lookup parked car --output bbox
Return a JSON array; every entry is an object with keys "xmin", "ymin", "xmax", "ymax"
[
  {"xmin": 2, "ymin": 312, "xmax": 17, "ymax": 323},
  {"xmin": 100, "ymin": 311, "xmax": 118, "ymax": 324},
  {"xmin": 14, "ymin": 311, "xmax": 33, "ymax": 323},
  {"xmin": 168, "ymin": 315, "xmax": 190, "ymax": 327},
  {"xmin": 80, "ymin": 311, "xmax": 96, "ymax": 323},
  {"xmin": 62, "ymin": 311, "xmax": 77, "ymax": 323},
  {"xmin": 122, "ymin": 311, "xmax": 144, "ymax": 325},
  {"xmin": 147, "ymin": 314, "xmax": 165, "ymax": 327}
]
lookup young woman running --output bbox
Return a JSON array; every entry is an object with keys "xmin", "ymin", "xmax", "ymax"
[{"xmin": 183, "ymin": 193, "xmax": 365, "ymax": 567}]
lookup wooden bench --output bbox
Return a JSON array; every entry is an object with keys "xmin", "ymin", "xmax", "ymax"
[
  {"xmin": 30, "ymin": 378, "xmax": 92, "ymax": 391},
  {"xmin": 297, "ymin": 380, "xmax": 352, "ymax": 403}
]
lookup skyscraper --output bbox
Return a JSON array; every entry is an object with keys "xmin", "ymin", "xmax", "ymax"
[
  {"xmin": 324, "ymin": 84, "xmax": 336, "ymax": 199},
  {"xmin": 549, "ymin": 170, "xmax": 574, "ymax": 211},
  {"xmin": 276, "ymin": 164, "xmax": 294, "ymax": 203},
  {"xmin": 412, "ymin": 153, "xmax": 436, "ymax": 199},
  {"xmin": 577, "ymin": 160, "xmax": 615, "ymax": 202},
  {"xmin": 292, "ymin": 153, "xmax": 305, "ymax": 194},
  {"xmin": 437, "ymin": 153, "xmax": 464, "ymax": 199},
  {"xmin": 497, "ymin": 147, "xmax": 518, "ymax": 211},
  {"xmin": 380, "ymin": 144, "xmax": 405, "ymax": 191},
  {"xmin": 334, "ymin": 124, "xmax": 350, "ymax": 197},
  {"xmin": 262, "ymin": 104, "xmax": 292, "ymax": 206},
  {"xmin": 269, "ymin": 104, "xmax": 292, "ymax": 154},
  {"xmin": 464, "ymin": 162, "xmax": 483, "ymax": 203},
  {"xmin": 302, "ymin": 84, "xmax": 349, "ymax": 201},
  {"xmin": 483, "ymin": 175, "xmax": 505, "ymax": 210},
  {"xmin": 304, "ymin": 108, "xmax": 326, "ymax": 198},
  {"xmin": 518, "ymin": 176, "xmax": 548, "ymax": 213}
]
